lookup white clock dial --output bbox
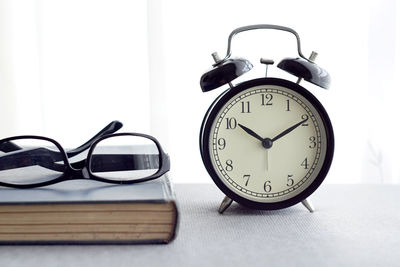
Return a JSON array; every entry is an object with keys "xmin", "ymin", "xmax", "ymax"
[{"xmin": 209, "ymin": 84, "xmax": 328, "ymax": 203}]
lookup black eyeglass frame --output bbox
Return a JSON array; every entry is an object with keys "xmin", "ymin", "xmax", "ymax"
[{"xmin": 0, "ymin": 133, "xmax": 170, "ymax": 189}]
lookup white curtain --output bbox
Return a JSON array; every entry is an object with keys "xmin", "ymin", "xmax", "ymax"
[{"xmin": 0, "ymin": 0, "xmax": 399, "ymax": 183}]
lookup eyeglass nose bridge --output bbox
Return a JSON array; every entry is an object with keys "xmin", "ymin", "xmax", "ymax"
[
  {"xmin": 65, "ymin": 165, "xmax": 90, "ymax": 180},
  {"xmin": 82, "ymin": 167, "xmax": 90, "ymax": 179}
]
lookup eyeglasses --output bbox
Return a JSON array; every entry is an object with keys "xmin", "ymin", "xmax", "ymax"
[{"xmin": 0, "ymin": 121, "xmax": 170, "ymax": 188}]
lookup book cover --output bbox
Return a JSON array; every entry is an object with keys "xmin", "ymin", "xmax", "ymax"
[{"xmin": 0, "ymin": 174, "xmax": 178, "ymax": 244}]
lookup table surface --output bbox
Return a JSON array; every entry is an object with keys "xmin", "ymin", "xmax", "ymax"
[{"xmin": 0, "ymin": 183, "xmax": 399, "ymax": 267}]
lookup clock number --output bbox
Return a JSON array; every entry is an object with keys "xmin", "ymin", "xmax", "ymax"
[
  {"xmin": 217, "ymin": 138, "xmax": 226, "ymax": 150},
  {"xmin": 301, "ymin": 158, "xmax": 309, "ymax": 169},
  {"xmin": 287, "ymin": 175, "xmax": 294, "ymax": 186},
  {"xmin": 225, "ymin": 160, "xmax": 233, "ymax": 172},
  {"xmin": 301, "ymin": 114, "xmax": 309, "ymax": 126},
  {"xmin": 261, "ymin": 93, "xmax": 273, "ymax": 106},
  {"xmin": 225, "ymin": 117, "xmax": 237, "ymax": 129},
  {"xmin": 241, "ymin": 101, "xmax": 251, "ymax": 113},
  {"xmin": 309, "ymin": 136, "xmax": 316, "ymax": 149},
  {"xmin": 286, "ymin": 99, "xmax": 290, "ymax": 111},
  {"xmin": 263, "ymin": 180, "xmax": 272, "ymax": 192},
  {"xmin": 243, "ymin": 174, "xmax": 250, "ymax": 186}
]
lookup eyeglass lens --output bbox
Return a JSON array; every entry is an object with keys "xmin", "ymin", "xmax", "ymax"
[
  {"xmin": 0, "ymin": 139, "xmax": 66, "ymax": 185},
  {"xmin": 89, "ymin": 135, "xmax": 160, "ymax": 181}
]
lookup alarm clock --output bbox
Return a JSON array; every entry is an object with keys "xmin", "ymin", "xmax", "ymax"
[{"xmin": 199, "ymin": 25, "xmax": 334, "ymax": 213}]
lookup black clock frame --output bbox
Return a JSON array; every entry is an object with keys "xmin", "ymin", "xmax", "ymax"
[{"xmin": 199, "ymin": 77, "xmax": 334, "ymax": 210}]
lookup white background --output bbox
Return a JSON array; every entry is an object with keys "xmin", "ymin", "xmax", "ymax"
[{"xmin": 0, "ymin": 0, "xmax": 399, "ymax": 184}]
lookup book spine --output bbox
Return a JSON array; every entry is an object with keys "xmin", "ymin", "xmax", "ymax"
[{"xmin": 160, "ymin": 173, "xmax": 179, "ymax": 243}]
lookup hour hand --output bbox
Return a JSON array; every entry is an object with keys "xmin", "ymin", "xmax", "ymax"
[{"xmin": 238, "ymin": 124, "xmax": 264, "ymax": 142}]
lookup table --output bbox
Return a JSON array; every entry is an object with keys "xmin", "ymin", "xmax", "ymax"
[{"xmin": 0, "ymin": 184, "xmax": 399, "ymax": 267}]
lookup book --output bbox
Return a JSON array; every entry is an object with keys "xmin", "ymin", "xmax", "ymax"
[{"xmin": 0, "ymin": 174, "xmax": 178, "ymax": 244}]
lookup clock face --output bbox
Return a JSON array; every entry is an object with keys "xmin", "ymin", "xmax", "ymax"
[{"xmin": 201, "ymin": 78, "xmax": 334, "ymax": 209}]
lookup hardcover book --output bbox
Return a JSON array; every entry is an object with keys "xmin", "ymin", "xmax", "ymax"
[{"xmin": 0, "ymin": 174, "xmax": 178, "ymax": 244}]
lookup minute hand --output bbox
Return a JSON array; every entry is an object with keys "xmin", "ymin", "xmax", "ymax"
[{"xmin": 271, "ymin": 117, "xmax": 309, "ymax": 142}]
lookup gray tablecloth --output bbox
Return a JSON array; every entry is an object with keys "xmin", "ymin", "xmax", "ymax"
[{"xmin": 0, "ymin": 184, "xmax": 399, "ymax": 267}]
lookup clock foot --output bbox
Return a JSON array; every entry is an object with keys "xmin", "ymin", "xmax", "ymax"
[
  {"xmin": 301, "ymin": 198, "xmax": 314, "ymax": 213},
  {"xmin": 218, "ymin": 196, "xmax": 233, "ymax": 214}
]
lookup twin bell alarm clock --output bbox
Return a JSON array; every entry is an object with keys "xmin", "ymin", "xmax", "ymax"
[{"xmin": 199, "ymin": 25, "xmax": 334, "ymax": 213}]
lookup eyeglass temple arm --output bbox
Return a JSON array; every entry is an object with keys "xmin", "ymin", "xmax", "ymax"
[
  {"xmin": 66, "ymin": 120, "xmax": 123, "ymax": 157},
  {"xmin": 0, "ymin": 121, "xmax": 123, "ymax": 157},
  {"xmin": 0, "ymin": 141, "xmax": 22, "ymax": 152},
  {"xmin": 0, "ymin": 148, "xmax": 66, "ymax": 172},
  {"xmin": 89, "ymin": 154, "xmax": 160, "ymax": 173},
  {"xmin": 0, "ymin": 151, "xmax": 160, "ymax": 173}
]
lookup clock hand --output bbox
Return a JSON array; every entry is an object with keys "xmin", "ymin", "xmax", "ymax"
[
  {"xmin": 238, "ymin": 123, "xmax": 264, "ymax": 142},
  {"xmin": 271, "ymin": 117, "xmax": 309, "ymax": 142}
]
